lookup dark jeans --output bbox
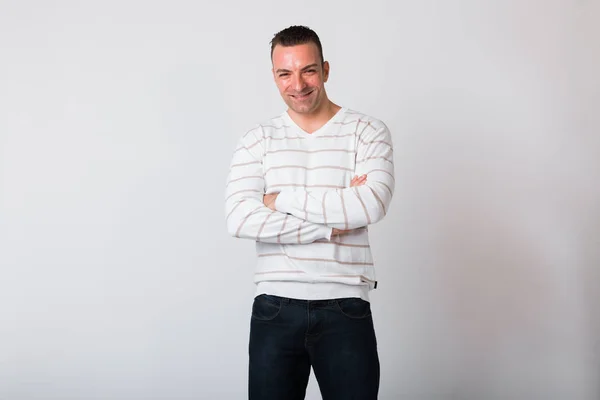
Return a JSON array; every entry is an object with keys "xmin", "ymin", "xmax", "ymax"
[{"xmin": 249, "ymin": 294, "xmax": 380, "ymax": 400}]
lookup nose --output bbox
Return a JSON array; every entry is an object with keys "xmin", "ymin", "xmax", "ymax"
[{"xmin": 291, "ymin": 73, "xmax": 307, "ymax": 92}]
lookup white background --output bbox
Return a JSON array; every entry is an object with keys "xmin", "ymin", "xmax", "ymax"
[{"xmin": 1, "ymin": 0, "xmax": 598, "ymax": 399}]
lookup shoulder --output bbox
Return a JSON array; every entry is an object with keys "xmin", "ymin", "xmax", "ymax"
[
  {"xmin": 342, "ymin": 108, "xmax": 390, "ymax": 135},
  {"xmin": 239, "ymin": 113, "xmax": 288, "ymax": 142},
  {"xmin": 257, "ymin": 113, "xmax": 288, "ymax": 130},
  {"xmin": 241, "ymin": 115, "xmax": 285, "ymax": 142}
]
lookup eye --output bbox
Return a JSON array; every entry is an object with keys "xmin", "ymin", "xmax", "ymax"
[
  {"xmin": 279, "ymin": 73, "xmax": 290, "ymax": 78},
  {"xmin": 305, "ymin": 69, "xmax": 316, "ymax": 74}
]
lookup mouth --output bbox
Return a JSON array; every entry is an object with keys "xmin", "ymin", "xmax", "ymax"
[{"xmin": 290, "ymin": 89, "xmax": 315, "ymax": 101}]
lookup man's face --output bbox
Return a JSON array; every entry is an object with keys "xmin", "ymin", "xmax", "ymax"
[{"xmin": 272, "ymin": 43, "xmax": 330, "ymax": 114}]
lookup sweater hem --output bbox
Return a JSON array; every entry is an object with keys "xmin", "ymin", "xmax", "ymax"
[{"xmin": 255, "ymin": 280, "xmax": 370, "ymax": 302}]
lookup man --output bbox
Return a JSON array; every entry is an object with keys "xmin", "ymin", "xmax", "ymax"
[{"xmin": 225, "ymin": 25, "xmax": 394, "ymax": 400}]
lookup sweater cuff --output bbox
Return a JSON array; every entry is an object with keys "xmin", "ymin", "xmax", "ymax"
[
  {"xmin": 275, "ymin": 191, "xmax": 294, "ymax": 214},
  {"xmin": 322, "ymin": 226, "xmax": 333, "ymax": 241}
]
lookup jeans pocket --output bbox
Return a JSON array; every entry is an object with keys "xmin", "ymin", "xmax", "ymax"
[
  {"xmin": 251, "ymin": 294, "xmax": 283, "ymax": 321},
  {"xmin": 335, "ymin": 297, "xmax": 372, "ymax": 319}
]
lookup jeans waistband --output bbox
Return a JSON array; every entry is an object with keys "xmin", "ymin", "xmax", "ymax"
[{"xmin": 262, "ymin": 294, "xmax": 342, "ymax": 306}]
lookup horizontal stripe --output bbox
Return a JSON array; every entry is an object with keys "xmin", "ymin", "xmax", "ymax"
[
  {"xmin": 356, "ymin": 156, "xmax": 393, "ymax": 164},
  {"xmin": 368, "ymin": 168, "xmax": 395, "ymax": 180},
  {"xmin": 359, "ymin": 138, "xmax": 392, "ymax": 147},
  {"xmin": 258, "ymin": 253, "xmax": 374, "ymax": 266},
  {"xmin": 333, "ymin": 120, "xmax": 361, "ymax": 126},
  {"xmin": 267, "ymin": 183, "xmax": 345, "ymax": 189},
  {"xmin": 266, "ymin": 133, "xmax": 357, "ymax": 140},
  {"xmin": 230, "ymin": 160, "xmax": 261, "ymax": 168},
  {"xmin": 313, "ymin": 239, "xmax": 370, "ymax": 248},
  {"xmin": 265, "ymin": 148, "xmax": 354, "ymax": 155},
  {"xmin": 225, "ymin": 189, "xmax": 262, "ymax": 201},
  {"xmin": 359, "ymin": 129, "xmax": 387, "ymax": 148},
  {"xmin": 333, "ymin": 119, "xmax": 373, "ymax": 126},
  {"xmin": 266, "ymin": 136, "xmax": 306, "ymax": 140},
  {"xmin": 316, "ymin": 133, "xmax": 356, "ymax": 139},
  {"xmin": 265, "ymin": 165, "xmax": 353, "ymax": 175},
  {"xmin": 260, "ymin": 124, "xmax": 291, "ymax": 129},
  {"xmin": 228, "ymin": 110, "xmax": 391, "ymax": 277},
  {"xmin": 227, "ymin": 175, "xmax": 263, "ymax": 184},
  {"xmin": 233, "ymin": 139, "xmax": 262, "ymax": 153}
]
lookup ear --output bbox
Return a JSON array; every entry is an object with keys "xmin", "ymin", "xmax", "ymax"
[{"xmin": 322, "ymin": 61, "xmax": 330, "ymax": 83}]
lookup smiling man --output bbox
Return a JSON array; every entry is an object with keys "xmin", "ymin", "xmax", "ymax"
[{"xmin": 225, "ymin": 25, "xmax": 395, "ymax": 400}]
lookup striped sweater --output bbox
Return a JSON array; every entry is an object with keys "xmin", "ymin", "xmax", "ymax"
[{"xmin": 225, "ymin": 107, "xmax": 395, "ymax": 301}]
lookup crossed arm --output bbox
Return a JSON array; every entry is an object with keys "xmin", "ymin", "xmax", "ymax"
[
  {"xmin": 225, "ymin": 128, "xmax": 336, "ymax": 244},
  {"xmin": 263, "ymin": 174, "xmax": 368, "ymax": 236},
  {"xmin": 225, "ymin": 123, "xmax": 394, "ymax": 242},
  {"xmin": 261, "ymin": 124, "xmax": 395, "ymax": 231}
]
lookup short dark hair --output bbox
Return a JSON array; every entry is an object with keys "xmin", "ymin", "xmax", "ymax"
[{"xmin": 270, "ymin": 25, "xmax": 324, "ymax": 63}]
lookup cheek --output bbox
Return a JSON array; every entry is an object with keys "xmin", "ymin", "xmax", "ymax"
[
  {"xmin": 275, "ymin": 81, "xmax": 288, "ymax": 93},
  {"xmin": 279, "ymin": 78, "xmax": 292, "ymax": 88},
  {"xmin": 308, "ymin": 77, "xmax": 323, "ymax": 88}
]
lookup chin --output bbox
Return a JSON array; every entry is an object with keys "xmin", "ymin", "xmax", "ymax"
[
  {"xmin": 291, "ymin": 100, "xmax": 319, "ymax": 114},
  {"xmin": 292, "ymin": 106, "xmax": 314, "ymax": 114}
]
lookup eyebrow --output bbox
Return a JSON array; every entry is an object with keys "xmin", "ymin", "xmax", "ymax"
[{"xmin": 275, "ymin": 64, "xmax": 320, "ymax": 74}]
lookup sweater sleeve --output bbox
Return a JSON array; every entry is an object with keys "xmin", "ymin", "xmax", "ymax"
[
  {"xmin": 225, "ymin": 127, "xmax": 333, "ymax": 243},
  {"xmin": 275, "ymin": 122, "xmax": 395, "ymax": 230}
]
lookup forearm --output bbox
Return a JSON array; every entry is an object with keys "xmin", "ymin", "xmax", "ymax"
[
  {"xmin": 226, "ymin": 197, "xmax": 332, "ymax": 244},
  {"xmin": 275, "ymin": 124, "xmax": 395, "ymax": 228},
  {"xmin": 274, "ymin": 183, "xmax": 390, "ymax": 229}
]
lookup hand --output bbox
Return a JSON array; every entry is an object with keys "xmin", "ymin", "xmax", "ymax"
[
  {"xmin": 332, "ymin": 175, "xmax": 367, "ymax": 236},
  {"xmin": 263, "ymin": 192, "xmax": 278, "ymax": 211},
  {"xmin": 350, "ymin": 174, "xmax": 367, "ymax": 187},
  {"xmin": 332, "ymin": 228, "xmax": 353, "ymax": 236}
]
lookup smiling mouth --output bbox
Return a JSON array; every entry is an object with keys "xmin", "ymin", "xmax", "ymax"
[{"xmin": 291, "ymin": 90, "xmax": 314, "ymax": 100}]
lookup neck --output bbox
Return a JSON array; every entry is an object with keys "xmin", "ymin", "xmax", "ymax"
[{"xmin": 287, "ymin": 99, "xmax": 341, "ymax": 134}]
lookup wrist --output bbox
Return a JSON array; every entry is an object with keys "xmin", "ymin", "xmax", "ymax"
[{"xmin": 274, "ymin": 191, "xmax": 293, "ymax": 213}]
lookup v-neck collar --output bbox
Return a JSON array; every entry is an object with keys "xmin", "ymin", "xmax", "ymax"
[{"xmin": 282, "ymin": 107, "xmax": 347, "ymax": 138}]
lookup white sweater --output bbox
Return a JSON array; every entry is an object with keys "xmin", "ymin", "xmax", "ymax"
[{"xmin": 225, "ymin": 107, "xmax": 394, "ymax": 301}]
